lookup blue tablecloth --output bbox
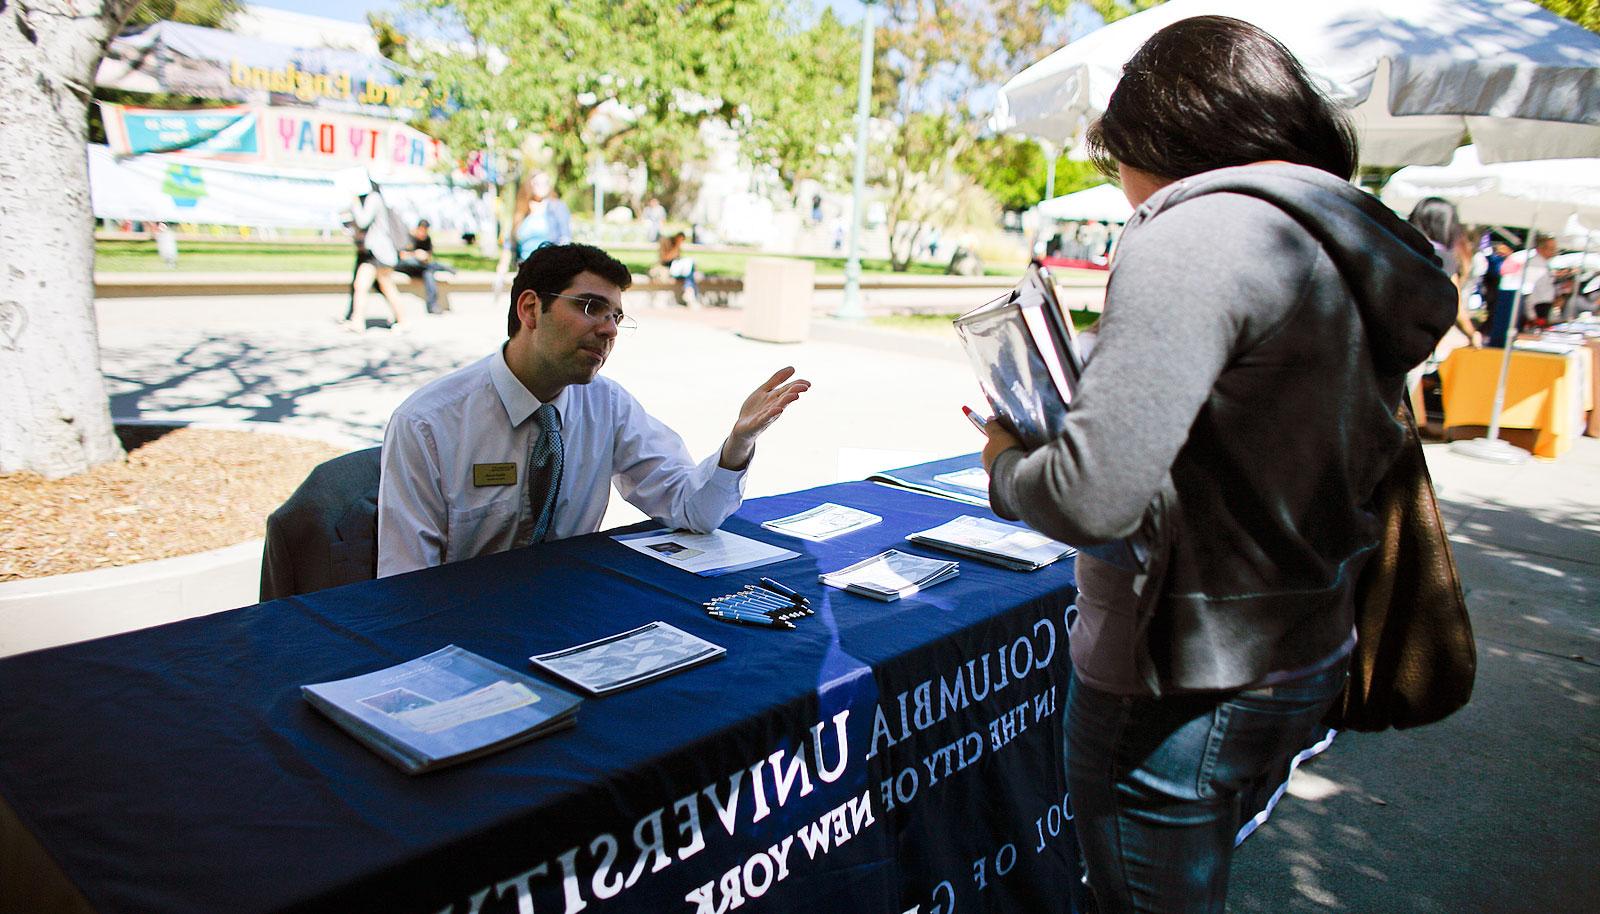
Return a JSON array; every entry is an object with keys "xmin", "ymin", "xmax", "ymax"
[{"xmin": 0, "ymin": 480, "xmax": 1086, "ymax": 914}]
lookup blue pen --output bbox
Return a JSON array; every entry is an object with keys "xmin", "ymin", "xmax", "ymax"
[
  {"xmin": 731, "ymin": 589, "xmax": 791, "ymax": 608},
  {"xmin": 758, "ymin": 577, "xmax": 809, "ymax": 606},
  {"xmin": 723, "ymin": 595, "xmax": 804, "ymax": 620},
  {"xmin": 706, "ymin": 607, "xmax": 795, "ymax": 630}
]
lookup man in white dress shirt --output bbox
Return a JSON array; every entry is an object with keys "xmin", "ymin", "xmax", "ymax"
[{"xmin": 377, "ymin": 243, "xmax": 810, "ymax": 577}]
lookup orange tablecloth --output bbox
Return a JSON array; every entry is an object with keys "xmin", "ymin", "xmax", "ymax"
[{"xmin": 1438, "ymin": 345, "xmax": 1594, "ymax": 459}]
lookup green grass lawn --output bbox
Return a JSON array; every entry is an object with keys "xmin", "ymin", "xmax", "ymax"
[{"xmin": 95, "ymin": 239, "xmax": 1022, "ymax": 278}]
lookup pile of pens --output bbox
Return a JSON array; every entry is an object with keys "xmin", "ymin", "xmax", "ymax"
[{"xmin": 704, "ymin": 577, "xmax": 812, "ymax": 630}]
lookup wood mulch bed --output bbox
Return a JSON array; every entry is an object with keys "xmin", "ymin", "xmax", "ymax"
[{"xmin": 1, "ymin": 426, "xmax": 346, "ymax": 582}]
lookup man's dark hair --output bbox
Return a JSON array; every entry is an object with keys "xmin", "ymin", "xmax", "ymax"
[
  {"xmin": 416, "ymin": 219, "xmax": 430, "ymax": 228},
  {"xmin": 508, "ymin": 243, "xmax": 633, "ymax": 337},
  {"xmin": 1085, "ymin": 16, "xmax": 1358, "ymax": 183}
]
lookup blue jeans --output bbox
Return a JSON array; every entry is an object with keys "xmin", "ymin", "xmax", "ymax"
[
  {"xmin": 395, "ymin": 258, "xmax": 441, "ymax": 312},
  {"xmin": 1065, "ymin": 659, "xmax": 1347, "ymax": 914}
]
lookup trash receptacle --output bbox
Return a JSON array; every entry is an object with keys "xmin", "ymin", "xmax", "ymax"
[{"xmin": 740, "ymin": 257, "xmax": 813, "ymax": 343}]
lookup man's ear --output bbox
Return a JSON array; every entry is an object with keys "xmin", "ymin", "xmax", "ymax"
[{"xmin": 515, "ymin": 290, "xmax": 542, "ymax": 333}]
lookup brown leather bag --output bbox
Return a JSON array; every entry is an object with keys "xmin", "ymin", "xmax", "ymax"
[{"xmin": 1325, "ymin": 401, "xmax": 1477, "ymax": 731}]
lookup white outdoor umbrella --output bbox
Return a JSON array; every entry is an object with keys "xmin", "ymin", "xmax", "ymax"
[
  {"xmin": 1381, "ymin": 146, "xmax": 1600, "ymax": 227},
  {"xmin": 995, "ymin": 0, "xmax": 1600, "ymax": 166},
  {"xmin": 1035, "ymin": 182, "xmax": 1134, "ymax": 223}
]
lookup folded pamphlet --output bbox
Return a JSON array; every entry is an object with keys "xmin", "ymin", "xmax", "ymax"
[
  {"xmin": 819, "ymin": 549, "xmax": 959, "ymax": 602},
  {"xmin": 761, "ymin": 502, "xmax": 882, "ymax": 542},
  {"xmin": 907, "ymin": 515, "xmax": 1076, "ymax": 571},
  {"xmin": 302, "ymin": 645, "xmax": 581, "ymax": 775},
  {"xmin": 531, "ymin": 622, "xmax": 725, "ymax": 696}
]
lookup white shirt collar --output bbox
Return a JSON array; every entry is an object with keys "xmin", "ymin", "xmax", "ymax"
[{"xmin": 489, "ymin": 345, "xmax": 567, "ymax": 427}]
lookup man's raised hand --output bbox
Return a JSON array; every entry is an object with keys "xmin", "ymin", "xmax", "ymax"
[{"xmin": 720, "ymin": 367, "xmax": 811, "ymax": 470}]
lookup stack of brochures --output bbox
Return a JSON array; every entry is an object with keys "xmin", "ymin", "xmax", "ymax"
[
  {"xmin": 761, "ymin": 502, "xmax": 882, "ymax": 541},
  {"xmin": 953, "ymin": 263, "xmax": 1084, "ymax": 449},
  {"xmin": 820, "ymin": 549, "xmax": 959, "ymax": 602},
  {"xmin": 907, "ymin": 515, "xmax": 1077, "ymax": 572},
  {"xmin": 302, "ymin": 645, "xmax": 582, "ymax": 775},
  {"xmin": 530, "ymin": 622, "xmax": 725, "ymax": 695}
]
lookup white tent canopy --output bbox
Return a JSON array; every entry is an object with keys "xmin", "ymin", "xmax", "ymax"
[
  {"xmin": 1380, "ymin": 145, "xmax": 1600, "ymax": 230},
  {"xmin": 1035, "ymin": 182, "xmax": 1133, "ymax": 223},
  {"xmin": 994, "ymin": 0, "xmax": 1600, "ymax": 166}
]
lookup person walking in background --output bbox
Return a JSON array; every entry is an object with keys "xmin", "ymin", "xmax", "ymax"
[
  {"xmin": 394, "ymin": 220, "xmax": 448, "ymax": 315},
  {"xmin": 153, "ymin": 222, "xmax": 179, "ymax": 269},
  {"xmin": 977, "ymin": 17, "xmax": 1456, "ymax": 913},
  {"xmin": 641, "ymin": 197, "xmax": 666, "ymax": 242},
  {"xmin": 492, "ymin": 171, "xmax": 573, "ymax": 297},
  {"xmin": 345, "ymin": 176, "xmax": 412, "ymax": 333}
]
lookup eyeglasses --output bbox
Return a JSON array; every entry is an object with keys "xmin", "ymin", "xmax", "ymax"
[{"xmin": 548, "ymin": 292, "xmax": 637, "ymax": 331}]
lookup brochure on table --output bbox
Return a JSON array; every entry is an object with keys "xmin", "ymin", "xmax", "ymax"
[
  {"xmin": 761, "ymin": 502, "xmax": 882, "ymax": 541},
  {"xmin": 613, "ymin": 528, "xmax": 800, "ymax": 577},
  {"xmin": 907, "ymin": 515, "xmax": 1076, "ymax": 571},
  {"xmin": 531, "ymin": 622, "xmax": 725, "ymax": 696},
  {"xmin": 302, "ymin": 645, "xmax": 581, "ymax": 775},
  {"xmin": 820, "ymin": 549, "xmax": 959, "ymax": 602}
]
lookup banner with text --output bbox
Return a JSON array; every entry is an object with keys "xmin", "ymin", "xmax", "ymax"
[{"xmin": 96, "ymin": 21, "xmax": 437, "ymax": 121}]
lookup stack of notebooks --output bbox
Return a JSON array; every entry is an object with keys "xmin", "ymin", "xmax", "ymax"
[
  {"xmin": 953, "ymin": 263, "xmax": 1084, "ymax": 449},
  {"xmin": 907, "ymin": 515, "xmax": 1076, "ymax": 571},
  {"xmin": 302, "ymin": 645, "xmax": 582, "ymax": 775},
  {"xmin": 820, "ymin": 549, "xmax": 959, "ymax": 601}
]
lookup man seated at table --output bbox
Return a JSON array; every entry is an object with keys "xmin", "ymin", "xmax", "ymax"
[{"xmin": 377, "ymin": 242, "xmax": 810, "ymax": 577}]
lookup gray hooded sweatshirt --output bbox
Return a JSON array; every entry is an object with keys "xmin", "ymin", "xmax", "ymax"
[{"xmin": 988, "ymin": 163, "xmax": 1458, "ymax": 695}]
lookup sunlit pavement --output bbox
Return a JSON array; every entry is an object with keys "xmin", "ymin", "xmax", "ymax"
[{"xmin": 96, "ymin": 289, "xmax": 1599, "ymax": 913}]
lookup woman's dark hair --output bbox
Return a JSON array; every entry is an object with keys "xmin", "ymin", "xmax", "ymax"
[
  {"xmin": 1406, "ymin": 197, "xmax": 1463, "ymax": 249},
  {"xmin": 508, "ymin": 243, "xmax": 632, "ymax": 336},
  {"xmin": 1085, "ymin": 16, "xmax": 1358, "ymax": 182}
]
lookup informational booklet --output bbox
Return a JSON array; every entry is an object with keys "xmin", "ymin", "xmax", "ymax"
[
  {"xmin": 302, "ymin": 645, "xmax": 581, "ymax": 775},
  {"xmin": 761, "ymin": 502, "xmax": 883, "ymax": 542},
  {"xmin": 531, "ymin": 622, "xmax": 725, "ymax": 696},
  {"xmin": 613, "ymin": 528, "xmax": 800, "ymax": 577},
  {"xmin": 868, "ymin": 454, "xmax": 990, "ymax": 508},
  {"xmin": 952, "ymin": 263, "xmax": 1084, "ymax": 449},
  {"xmin": 931, "ymin": 467, "xmax": 989, "ymax": 495},
  {"xmin": 820, "ymin": 549, "xmax": 959, "ymax": 602},
  {"xmin": 907, "ymin": 515, "xmax": 1077, "ymax": 572}
]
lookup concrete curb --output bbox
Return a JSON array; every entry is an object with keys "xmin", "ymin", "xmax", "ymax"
[{"xmin": 0, "ymin": 419, "xmax": 363, "ymax": 658}]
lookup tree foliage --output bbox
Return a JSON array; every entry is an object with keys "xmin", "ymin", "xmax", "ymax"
[
  {"xmin": 1080, "ymin": 0, "xmax": 1165, "ymax": 25},
  {"xmin": 401, "ymin": 0, "xmax": 853, "ymax": 218},
  {"xmin": 960, "ymin": 136, "xmax": 1103, "ymax": 212},
  {"xmin": 870, "ymin": 0, "xmax": 1071, "ymax": 269}
]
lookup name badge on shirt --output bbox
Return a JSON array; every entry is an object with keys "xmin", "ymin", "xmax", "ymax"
[{"xmin": 473, "ymin": 462, "xmax": 518, "ymax": 487}]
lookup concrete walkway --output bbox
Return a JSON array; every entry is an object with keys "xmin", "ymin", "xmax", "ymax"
[{"xmin": 92, "ymin": 288, "xmax": 1598, "ymax": 913}]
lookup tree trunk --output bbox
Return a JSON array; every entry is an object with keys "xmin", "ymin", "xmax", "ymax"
[{"xmin": 0, "ymin": 1, "xmax": 138, "ymax": 478}]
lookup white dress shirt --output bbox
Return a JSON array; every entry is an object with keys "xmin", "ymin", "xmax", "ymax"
[{"xmin": 377, "ymin": 348, "xmax": 746, "ymax": 577}]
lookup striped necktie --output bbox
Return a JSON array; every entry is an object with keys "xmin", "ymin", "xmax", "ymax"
[{"xmin": 526, "ymin": 403, "xmax": 563, "ymax": 543}]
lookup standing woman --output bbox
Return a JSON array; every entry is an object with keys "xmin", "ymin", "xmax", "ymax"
[
  {"xmin": 346, "ymin": 177, "xmax": 413, "ymax": 333},
  {"xmin": 978, "ymin": 17, "xmax": 1457, "ymax": 913},
  {"xmin": 1407, "ymin": 196, "xmax": 1484, "ymax": 349},
  {"xmin": 492, "ymin": 171, "xmax": 573, "ymax": 295}
]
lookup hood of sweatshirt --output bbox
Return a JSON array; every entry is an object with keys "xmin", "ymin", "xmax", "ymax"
[{"xmin": 1138, "ymin": 163, "xmax": 1459, "ymax": 377}]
